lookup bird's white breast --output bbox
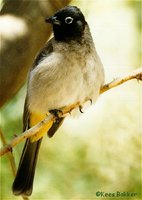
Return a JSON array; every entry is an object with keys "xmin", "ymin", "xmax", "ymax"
[{"xmin": 28, "ymin": 40, "xmax": 104, "ymax": 115}]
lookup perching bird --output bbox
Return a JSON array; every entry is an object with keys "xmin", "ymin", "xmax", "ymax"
[{"xmin": 12, "ymin": 6, "xmax": 104, "ymax": 196}]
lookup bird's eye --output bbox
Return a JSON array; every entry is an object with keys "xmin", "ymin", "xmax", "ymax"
[{"xmin": 65, "ymin": 17, "xmax": 73, "ymax": 24}]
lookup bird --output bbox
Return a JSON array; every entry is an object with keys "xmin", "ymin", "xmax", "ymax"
[{"xmin": 12, "ymin": 6, "xmax": 105, "ymax": 196}]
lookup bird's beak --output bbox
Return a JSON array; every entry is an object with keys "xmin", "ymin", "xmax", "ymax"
[{"xmin": 45, "ymin": 16, "xmax": 61, "ymax": 25}]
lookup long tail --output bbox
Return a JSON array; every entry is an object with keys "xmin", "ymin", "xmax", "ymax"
[
  {"xmin": 12, "ymin": 117, "xmax": 64, "ymax": 196},
  {"xmin": 12, "ymin": 138, "xmax": 42, "ymax": 196}
]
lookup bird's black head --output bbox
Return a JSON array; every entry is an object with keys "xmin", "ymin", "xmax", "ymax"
[{"xmin": 46, "ymin": 6, "xmax": 87, "ymax": 41}]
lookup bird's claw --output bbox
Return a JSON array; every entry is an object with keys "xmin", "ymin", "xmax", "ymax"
[
  {"xmin": 79, "ymin": 105, "xmax": 84, "ymax": 113},
  {"xmin": 89, "ymin": 99, "xmax": 93, "ymax": 105}
]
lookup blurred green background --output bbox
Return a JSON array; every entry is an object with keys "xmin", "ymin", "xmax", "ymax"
[{"xmin": 0, "ymin": 0, "xmax": 141, "ymax": 199}]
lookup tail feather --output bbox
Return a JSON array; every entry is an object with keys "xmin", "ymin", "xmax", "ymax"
[
  {"xmin": 12, "ymin": 118, "xmax": 63, "ymax": 196},
  {"xmin": 12, "ymin": 139, "xmax": 42, "ymax": 196}
]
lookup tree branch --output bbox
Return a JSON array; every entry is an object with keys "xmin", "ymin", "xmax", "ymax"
[
  {"xmin": 0, "ymin": 129, "xmax": 29, "ymax": 200},
  {"xmin": 0, "ymin": 129, "xmax": 17, "ymax": 176},
  {"xmin": 0, "ymin": 67, "xmax": 142, "ymax": 157},
  {"xmin": 100, "ymin": 67, "xmax": 142, "ymax": 94}
]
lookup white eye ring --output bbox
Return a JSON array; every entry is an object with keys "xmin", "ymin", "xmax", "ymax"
[{"xmin": 65, "ymin": 17, "xmax": 73, "ymax": 24}]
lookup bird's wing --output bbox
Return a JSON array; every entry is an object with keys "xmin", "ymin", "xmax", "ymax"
[
  {"xmin": 32, "ymin": 38, "xmax": 54, "ymax": 70},
  {"xmin": 23, "ymin": 96, "xmax": 30, "ymax": 131},
  {"xmin": 23, "ymin": 39, "xmax": 53, "ymax": 131},
  {"xmin": 24, "ymin": 38, "xmax": 64, "ymax": 139}
]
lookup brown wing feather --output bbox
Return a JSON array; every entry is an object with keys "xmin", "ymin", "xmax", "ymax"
[{"xmin": 23, "ymin": 96, "xmax": 30, "ymax": 131}]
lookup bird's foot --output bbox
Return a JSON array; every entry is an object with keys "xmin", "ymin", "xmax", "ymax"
[{"xmin": 49, "ymin": 109, "xmax": 63, "ymax": 122}]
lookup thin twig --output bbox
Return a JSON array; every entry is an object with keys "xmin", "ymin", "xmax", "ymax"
[
  {"xmin": 0, "ymin": 102, "xmax": 80, "ymax": 156},
  {"xmin": 0, "ymin": 129, "xmax": 29, "ymax": 200},
  {"xmin": 0, "ymin": 67, "xmax": 142, "ymax": 157},
  {"xmin": 0, "ymin": 114, "xmax": 54, "ymax": 156},
  {"xmin": 0, "ymin": 128, "xmax": 17, "ymax": 176},
  {"xmin": 100, "ymin": 67, "xmax": 142, "ymax": 94}
]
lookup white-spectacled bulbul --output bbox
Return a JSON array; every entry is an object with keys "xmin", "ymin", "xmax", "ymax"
[{"xmin": 12, "ymin": 6, "xmax": 105, "ymax": 196}]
